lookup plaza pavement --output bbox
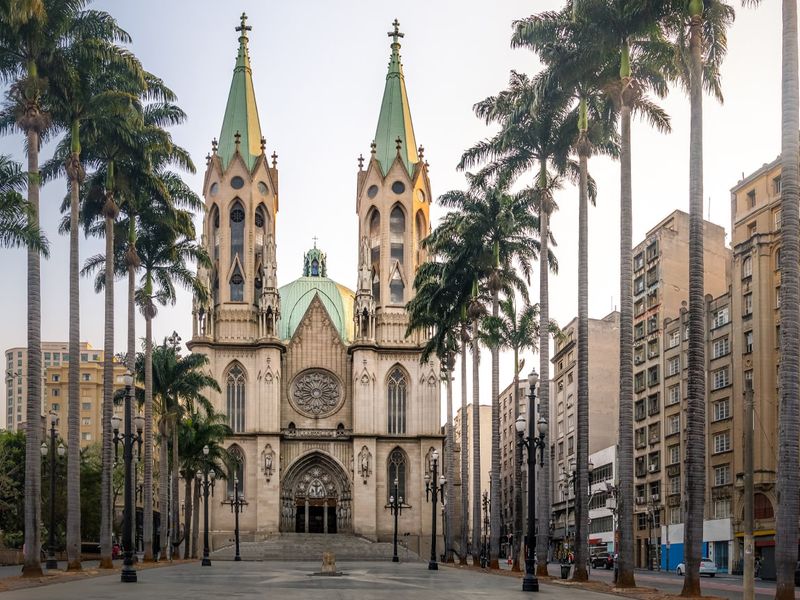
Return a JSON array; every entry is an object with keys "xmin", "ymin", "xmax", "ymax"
[{"xmin": 0, "ymin": 559, "xmax": 620, "ymax": 600}]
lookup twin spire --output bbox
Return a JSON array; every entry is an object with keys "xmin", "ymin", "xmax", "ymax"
[{"xmin": 215, "ymin": 16, "xmax": 419, "ymax": 176}]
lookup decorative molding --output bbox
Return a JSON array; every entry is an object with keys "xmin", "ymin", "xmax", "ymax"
[{"xmin": 281, "ymin": 427, "xmax": 352, "ymax": 440}]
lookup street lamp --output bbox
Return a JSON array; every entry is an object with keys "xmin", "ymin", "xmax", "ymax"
[
  {"xmin": 229, "ymin": 471, "xmax": 245, "ymax": 562},
  {"xmin": 424, "ymin": 449, "xmax": 446, "ymax": 571},
  {"xmin": 196, "ymin": 444, "xmax": 216, "ymax": 567},
  {"xmin": 558, "ymin": 458, "xmax": 594, "ymax": 564},
  {"xmin": 481, "ymin": 490, "xmax": 490, "ymax": 568},
  {"xmin": 515, "ymin": 367, "xmax": 548, "ymax": 593},
  {"xmin": 112, "ymin": 370, "xmax": 144, "ymax": 583},
  {"xmin": 388, "ymin": 477, "xmax": 403, "ymax": 562},
  {"xmin": 41, "ymin": 412, "xmax": 65, "ymax": 570}
]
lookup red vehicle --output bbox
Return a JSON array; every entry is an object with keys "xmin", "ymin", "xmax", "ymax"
[{"xmin": 112, "ymin": 543, "xmax": 121, "ymax": 559}]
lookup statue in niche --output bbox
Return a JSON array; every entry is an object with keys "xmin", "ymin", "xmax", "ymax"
[
  {"xmin": 358, "ymin": 446, "xmax": 372, "ymax": 483},
  {"xmin": 261, "ymin": 443, "xmax": 275, "ymax": 482},
  {"xmin": 358, "ymin": 235, "xmax": 371, "ymax": 291}
]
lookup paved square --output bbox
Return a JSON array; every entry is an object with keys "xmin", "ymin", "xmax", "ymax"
[{"xmin": 3, "ymin": 561, "xmax": 618, "ymax": 600}]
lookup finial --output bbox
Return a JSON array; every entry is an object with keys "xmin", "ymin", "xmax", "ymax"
[
  {"xmin": 271, "ymin": 151, "xmax": 278, "ymax": 168},
  {"xmin": 211, "ymin": 138, "xmax": 218, "ymax": 154},
  {"xmin": 370, "ymin": 141, "xmax": 377, "ymax": 156},
  {"xmin": 236, "ymin": 12, "xmax": 252, "ymax": 41},
  {"xmin": 205, "ymin": 153, "xmax": 211, "ymax": 165},
  {"xmin": 260, "ymin": 136, "xmax": 266, "ymax": 153},
  {"xmin": 312, "ymin": 236, "xmax": 318, "ymax": 249},
  {"xmin": 358, "ymin": 154, "xmax": 364, "ymax": 170},
  {"xmin": 395, "ymin": 137, "xmax": 402, "ymax": 153},
  {"xmin": 388, "ymin": 19, "xmax": 404, "ymax": 46},
  {"xmin": 234, "ymin": 130, "xmax": 242, "ymax": 149},
  {"xmin": 425, "ymin": 160, "xmax": 430, "ymax": 171},
  {"xmin": 418, "ymin": 145, "xmax": 424, "ymax": 160}
]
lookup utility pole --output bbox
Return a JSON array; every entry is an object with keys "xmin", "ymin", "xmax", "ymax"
[{"xmin": 743, "ymin": 379, "xmax": 754, "ymax": 600}]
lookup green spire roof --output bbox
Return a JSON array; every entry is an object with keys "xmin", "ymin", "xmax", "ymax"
[
  {"xmin": 218, "ymin": 13, "xmax": 263, "ymax": 171},
  {"xmin": 373, "ymin": 20, "xmax": 419, "ymax": 176}
]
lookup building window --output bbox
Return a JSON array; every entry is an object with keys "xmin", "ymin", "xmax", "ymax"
[
  {"xmin": 387, "ymin": 368, "xmax": 407, "ymax": 434},
  {"xmin": 635, "ymin": 427, "xmax": 647, "ymax": 449},
  {"xmin": 227, "ymin": 445, "xmax": 245, "ymax": 499},
  {"xmin": 81, "ymin": 402, "xmax": 91, "ymax": 411},
  {"xmin": 388, "ymin": 448, "xmax": 407, "ymax": 502},
  {"xmin": 712, "ymin": 336, "xmax": 729, "ymax": 359},
  {"xmin": 754, "ymin": 493, "xmax": 774, "ymax": 520},
  {"xmin": 52, "ymin": 403, "xmax": 60, "ymax": 412},
  {"xmin": 81, "ymin": 432, "xmax": 92, "ymax": 441},
  {"xmin": 389, "ymin": 268, "xmax": 405, "ymax": 304},
  {"xmin": 670, "ymin": 507, "xmax": 682, "ymax": 525},
  {"xmin": 634, "ymin": 371, "xmax": 646, "ymax": 393},
  {"xmin": 668, "ymin": 444, "xmax": 680, "ymax": 465},
  {"xmin": 742, "ymin": 256, "xmax": 753, "ymax": 278},
  {"xmin": 647, "ymin": 315, "xmax": 658, "ymax": 334},
  {"xmin": 51, "ymin": 388, "xmax": 60, "ymax": 397},
  {"xmin": 648, "ymin": 422, "xmax": 660, "ymax": 443},
  {"xmin": 634, "ymin": 252, "xmax": 644, "ymax": 271},
  {"xmin": 81, "ymin": 417, "xmax": 91, "ymax": 426},
  {"xmin": 646, "ymin": 240, "xmax": 659, "ymax": 261},
  {"xmin": 667, "ymin": 384, "xmax": 680, "ymax": 406},
  {"xmin": 634, "ymin": 345, "xmax": 645, "ymax": 365},
  {"xmin": 713, "ymin": 431, "xmax": 731, "ymax": 454},
  {"xmin": 648, "ymin": 393, "xmax": 660, "ymax": 416},
  {"xmin": 634, "ymin": 321, "xmax": 645, "ymax": 340},
  {"xmin": 773, "ymin": 175, "xmax": 782, "ymax": 195},
  {"xmin": 637, "ymin": 512, "xmax": 648, "ymax": 530},
  {"xmin": 634, "ymin": 276, "xmax": 645, "ymax": 295},
  {"xmin": 668, "ymin": 414, "xmax": 680, "ymax": 435},
  {"xmin": 635, "ymin": 456, "xmax": 646, "ymax": 478},
  {"xmin": 669, "ymin": 330, "xmax": 680, "ymax": 349},
  {"xmin": 390, "ymin": 206, "xmax": 405, "ymax": 266},
  {"xmin": 369, "ymin": 210, "xmax": 381, "ymax": 302},
  {"xmin": 670, "ymin": 476, "xmax": 680, "ymax": 495},
  {"xmin": 567, "ymin": 436, "xmax": 574, "ymax": 455},
  {"xmin": 667, "ymin": 356, "xmax": 680, "ymax": 377},
  {"xmin": 593, "ymin": 463, "xmax": 613, "ymax": 483},
  {"xmin": 713, "ymin": 464, "xmax": 730, "ymax": 486},
  {"xmin": 747, "ymin": 189, "xmax": 756, "ymax": 208},
  {"xmin": 226, "ymin": 364, "xmax": 246, "ymax": 433},
  {"xmin": 647, "ymin": 338, "xmax": 659, "ymax": 359},
  {"xmin": 774, "ymin": 209, "xmax": 782, "ymax": 231},
  {"xmin": 646, "ymin": 265, "xmax": 658, "ymax": 287},
  {"xmin": 713, "ymin": 399, "xmax": 730, "ymax": 422},
  {"xmin": 635, "ymin": 399, "xmax": 646, "ymax": 421},
  {"xmin": 647, "ymin": 365, "xmax": 659, "ymax": 387},
  {"xmin": 648, "ymin": 451, "xmax": 660, "ymax": 472},
  {"xmin": 744, "ymin": 330, "xmax": 753, "ymax": 354},
  {"xmin": 81, "ymin": 373, "xmax": 90, "ymax": 381},
  {"xmin": 743, "ymin": 293, "xmax": 753, "ymax": 316},
  {"xmin": 712, "ymin": 307, "xmax": 729, "ymax": 328},
  {"xmin": 52, "ymin": 374, "xmax": 60, "ymax": 382},
  {"xmin": 229, "ymin": 201, "xmax": 245, "ymax": 263},
  {"xmin": 713, "ymin": 498, "xmax": 731, "ymax": 519},
  {"xmin": 635, "ymin": 299, "xmax": 645, "ymax": 316},
  {"xmin": 775, "ymin": 248, "xmax": 782, "ymax": 271},
  {"xmin": 712, "ymin": 367, "xmax": 729, "ymax": 390}
]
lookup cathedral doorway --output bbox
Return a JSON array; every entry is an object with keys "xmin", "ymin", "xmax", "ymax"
[{"xmin": 280, "ymin": 451, "xmax": 352, "ymax": 534}]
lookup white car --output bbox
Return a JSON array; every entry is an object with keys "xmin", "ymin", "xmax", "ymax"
[{"xmin": 676, "ymin": 558, "xmax": 717, "ymax": 577}]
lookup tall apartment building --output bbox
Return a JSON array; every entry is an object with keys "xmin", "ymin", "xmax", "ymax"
[
  {"xmin": 631, "ymin": 210, "xmax": 730, "ymax": 569},
  {"xmin": 453, "ymin": 403, "xmax": 492, "ymax": 547},
  {"xmin": 729, "ymin": 158, "xmax": 782, "ymax": 575},
  {"xmin": 549, "ymin": 311, "xmax": 621, "ymax": 555},
  {"xmin": 4, "ymin": 342, "xmax": 124, "ymax": 444},
  {"xmin": 498, "ymin": 377, "xmax": 530, "ymax": 556}
]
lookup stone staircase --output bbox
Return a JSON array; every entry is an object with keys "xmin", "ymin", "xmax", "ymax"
[{"xmin": 211, "ymin": 533, "xmax": 422, "ymax": 562}]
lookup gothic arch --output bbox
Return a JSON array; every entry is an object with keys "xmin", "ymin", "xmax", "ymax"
[
  {"xmin": 227, "ymin": 443, "xmax": 245, "ymax": 498},
  {"xmin": 279, "ymin": 451, "xmax": 352, "ymax": 533},
  {"xmin": 386, "ymin": 365, "xmax": 409, "ymax": 434},
  {"xmin": 224, "ymin": 361, "xmax": 247, "ymax": 433},
  {"xmin": 208, "ymin": 204, "xmax": 220, "ymax": 262},
  {"xmin": 387, "ymin": 446, "xmax": 408, "ymax": 502}
]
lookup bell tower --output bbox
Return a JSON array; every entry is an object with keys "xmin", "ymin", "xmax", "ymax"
[
  {"xmin": 193, "ymin": 13, "xmax": 280, "ymax": 342},
  {"xmin": 355, "ymin": 19, "xmax": 431, "ymax": 345}
]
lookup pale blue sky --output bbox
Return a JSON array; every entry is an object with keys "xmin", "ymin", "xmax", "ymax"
[{"xmin": 0, "ymin": 1, "xmax": 785, "ymax": 421}]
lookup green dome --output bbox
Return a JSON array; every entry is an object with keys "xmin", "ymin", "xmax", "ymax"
[{"xmin": 278, "ymin": 245, "xmax": 354, "ymax": 342}]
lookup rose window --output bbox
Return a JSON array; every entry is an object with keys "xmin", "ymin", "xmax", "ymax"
[{"xmin": 290, "ymin": 369, "xmax": 342, "ymax": 417}]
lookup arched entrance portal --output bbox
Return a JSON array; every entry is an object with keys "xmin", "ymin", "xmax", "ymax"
[{"xmin": 280, "ymin": 452, "xmax": 352, "ymax": 534}]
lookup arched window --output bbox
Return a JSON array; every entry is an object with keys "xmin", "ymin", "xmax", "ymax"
[
  {"xmin": 390, "ymin": 267, "xmax": 405, "ymax": 304},
  {"xmin": 311, "ymin": 259, "xmax": 319, "ymax": 276},
  {"xmin": 742, "ymin": 255, "xmax": 752, "ymax": 278},
  {"xmin": 387, "ymin": 368, "xmax": 407, "ymax": 434},
  {"xmin": 230, "ymin": 264, "xmax": 244, "ymax": 302},
  {"xmin": 255, "ymin": 205, "xmax": 268, "ymax": 253},
  {"xmin": 209, "ymin": 205, "xmax": 220, "ymax": 261},
  {"xmin": 230, "ymin": 201, "xmax": 245, "ymax": 264},
  {"xmin": 415, "ymin": 210, "xmax": 426, "ymax": 265},
  {"xmin": 369, "ymin": 210, "xmax": 381, "ymax": 302},
  {"xmin": 390, "ymin": 206, "xmax": 405, "ymax": 265},
  {"xmin": 754, "ymin": 493, "xmax": 774, "ymax": 520},
  {"xmin": 226, "ymin": 364, "xmax": 246, "ymax": 433},
  {"xmin": 227, "ymin": 444, "xmax": 245, "ymax": 499},
  {"xmin": 387, "ymin": 447, "xmax": 407, "ymax": 502},
  {"xmin": 213, "ymin": 275, "xmax": 219, "ymax": 306}
]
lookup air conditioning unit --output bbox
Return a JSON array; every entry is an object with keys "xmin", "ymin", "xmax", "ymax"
[{"xmin": 649, "ymin": 464, "xmax": 658, "ymax": 473}]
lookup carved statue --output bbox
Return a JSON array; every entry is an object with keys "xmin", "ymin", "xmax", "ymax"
[
  {"xmin": 261, "ymin": 443, "xmax": 275, "ymax": 482},
  {"xmin": 358, "ymin": 446, "xmax": 372, "ymax": 483},
  {"xmin": 358, "ymin": 236, "xmax": 372, "ymax": 292}
]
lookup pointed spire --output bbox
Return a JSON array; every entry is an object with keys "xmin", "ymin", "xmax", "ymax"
[
  {"xmin": 218, "ymin": 13, "xmax": 264, "ymax": 171},
  {"xmin": 373, "ymin": 19, "xmax": 419, "ymax": 176}
]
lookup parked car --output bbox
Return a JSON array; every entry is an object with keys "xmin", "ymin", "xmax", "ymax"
[
  {"xmin": 591, "ymin": 552, "xmax": 614, "ymax": 569},
  {"xmin": 676, "ymin": 558, "xmax": 717, "ymax": 577}
]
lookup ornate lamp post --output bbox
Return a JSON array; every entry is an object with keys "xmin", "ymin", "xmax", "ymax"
[
  {"xmin": 230, "ymin": 472, "xmax": 245, "ymax": 562},
  {"xmin": 388, "ymin": 477, "xmax": 403, "ymax": 562},
  {"xmin": 481, "ymin": 490, "xmax": 490, "ymax": 568},
  {"xmin": 424, "ymin": 449, "xmax": 446, "ymax": 571},
  {"xmin": 515, "ymin": 368, "xmax": 548, "ymax": 592},
  {"xmin": 40, "ymin": 412, "xmax": 65, "ymax": 570},
  {"xmin": 196, "ymin": 444, "xmax": 216, "ymax": 567},
  {"xmin": 112, "ymin": 371, "xmax": 144, "ymax": 583}
]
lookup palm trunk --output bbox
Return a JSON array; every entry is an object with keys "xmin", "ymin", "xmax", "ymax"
[
  {"xmin": 775, "ymin": 1, "xmax": 800, "ymax": 598},
  {"xmin": 616, "ymin": 77, "xmax": 636, "ymax": 588},
  {"xmin": 158, "ymin": 426, "xmax": 168, "ymax": 559},
  {"xmin": 471, "ymin": 318, "xmax": 481, "ymax": 564},
  {"xmin": 22, "ymin": 125, "xmax": 42, "ymax": 577},
  {"xmin": 183, "ymin": 475, "xmax": 192, "ymax": 559},
  {"xmin": 172, "ymin": 421, "xmax": 180, "ymax": 556},
  {"xmin": 460, "ymin": 334, "xmax": 469, "ymax": 565},
  {"xmin": 512, "ymin": 349, "xmax": 522, "ymax": 572},
  {"xmin": 681, "ymin": 10, "xmax": 706, "ymax": 597},
  {"xmin": 66, "ymin": 147, "xmax": 82, "ymax": 571},
  {"xmin": 191, "ymin": 477, "xmax": 200, "ymax": 558},
  {"xmin": 100, "ymin": 191, "xmax": 117, "ymax": 569},
  {"xmin": 489, "ymin": 286, "xmax": 501, "ymax": 570},
  {"xmin": 536, "ymin": 205, "xmax": 551, "ymax": 577},
  {"xmin": 573, "ymin": 131, "xmax": 591, "ymax": 582},
  {"xmin": 126, "ymin": 251, "xmax": 136, "ymax": 559},
  {"xmin": 143, "ymin": 310, "xmax": 154, "ymax": 561},
  {"xmin": 445, "ymin": 360, "xmax": 454, "ymax": 563}
]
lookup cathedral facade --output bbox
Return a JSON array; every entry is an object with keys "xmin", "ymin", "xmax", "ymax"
[{"xmin": 187, "ymin": 16, "xmax": 443, "ymax": 554}]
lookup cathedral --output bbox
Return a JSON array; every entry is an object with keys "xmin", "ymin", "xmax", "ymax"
[{"xmin": 188, "ymin": 15, "xmax": 443, "ymax": 555}]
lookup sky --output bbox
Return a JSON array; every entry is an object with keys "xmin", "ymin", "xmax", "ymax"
[{"xmin": 0, "ymin": 0, "xmax": 786, "ymax": 424}]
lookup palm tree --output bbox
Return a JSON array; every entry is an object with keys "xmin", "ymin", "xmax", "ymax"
[
  {"xmin": 458, "ymin": 312, "xmax": 470, "ymax": 564},
  {"xmin": 0, "ymin": 155, "xmax": 47, "ymax": 253}
]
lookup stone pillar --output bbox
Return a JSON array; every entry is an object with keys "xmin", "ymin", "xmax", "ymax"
[
  {"xmin": 305, "ymin": 499, "xmax": 309, "ymax": 533},
  {"xmin": 324, "ymin": 500, "xmax": 329, "ymax": 534}
]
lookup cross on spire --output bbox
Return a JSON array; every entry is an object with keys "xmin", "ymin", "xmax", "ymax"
[
  {"xmin": 236, "ymin": 12, "xmax": 252, "ymax": 40},
  {"xmin": 312, "ymin": 236, "xmax": 318, "ymax": 248},
  {"xmin": 388, "ymin": 19, "xmax": 404, "ymax": 45}
]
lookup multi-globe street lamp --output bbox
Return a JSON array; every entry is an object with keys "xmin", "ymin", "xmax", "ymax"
[
  {"xmin": 424, "ymin": 449, "xmax": 446, "ymax": 571},
  {"xmin": 388, "ymin": 477, "xmax": 403, "ymax": 562},
  {"xmin": 112, "ymin": 371, "xmax": 144, "ymax": 583},
  {"xmin": 40, "ymin": 412, "xmax": 65, "ymax": 570},
  {"xmin": 196, "ymin": 444, "xmax": 216, "ymax": 567},
  {"xmin": 559, "ymin": 457, "xmax": 594, "ymax": 564},
  {"xmin": 515, "ymin": 368, "xmax": 548, "ymax": 593},
  {"xmin": 229, "ymin": 472, "xmax": 245, "ymax": 562},
  {"xmin": 481, "ymin": 490, "xmax": 490, "ymax": 568}
]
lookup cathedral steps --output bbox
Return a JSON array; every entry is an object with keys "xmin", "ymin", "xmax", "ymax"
[{"xmin": 211, "ymin": 533, "xmax": 422, "ymax": 562}]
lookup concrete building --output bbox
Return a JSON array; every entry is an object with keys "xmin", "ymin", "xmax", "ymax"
[
  {"xmin": 549, "ymin": 311, "xmax": 620, "ymax": 556},
  {"xmin": 631, "ymin": 210, "xmax": 730, "ymax": 568},
  {"xmin": 453, "ymin": 403, "xmax": 492, "ymax": 548}
]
